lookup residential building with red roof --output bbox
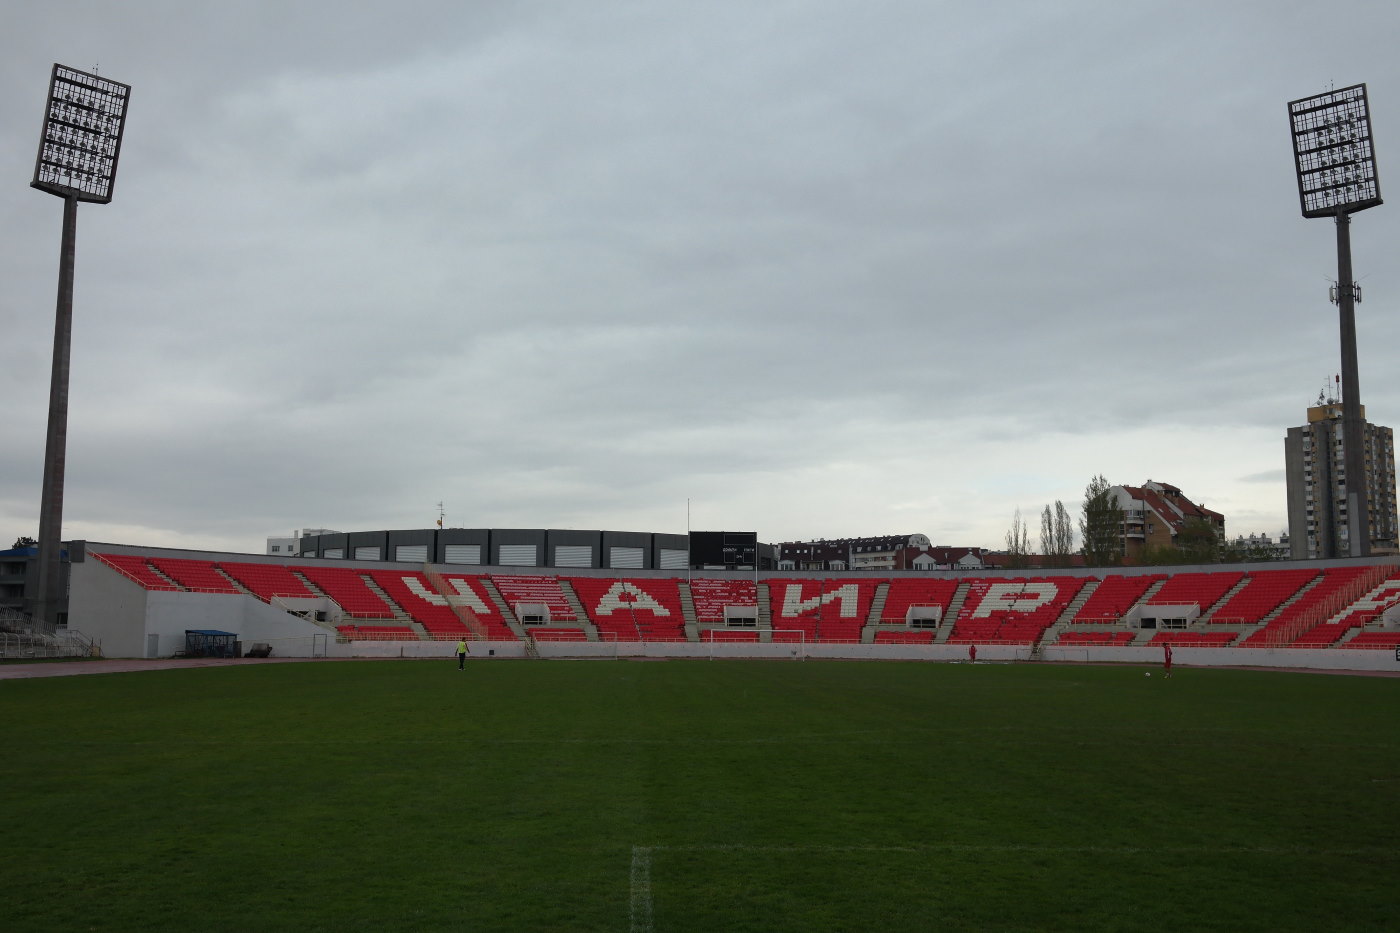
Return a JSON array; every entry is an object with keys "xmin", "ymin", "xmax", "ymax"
[{"xmin": 1110, "ymin": 480, "xmax": 1224, "ymax": 564}]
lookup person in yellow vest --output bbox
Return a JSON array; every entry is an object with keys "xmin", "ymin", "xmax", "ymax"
[{"xmin": 456, "ymin": 638, "xmax": 469, "ymax": 670}]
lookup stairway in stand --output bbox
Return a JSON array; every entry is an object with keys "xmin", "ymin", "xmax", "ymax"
[
  {"xmin": 1137, "ymin": 577, "xmax": 1168, "ymax": 604},
  {"xmin": 677, "ymin": 582, "xmax": 700, "ymax": 642},
  {"xmin": 215, "ymin": 566, "xmax": 255, "ymax": 598},
  {"xmin": 148, "ymin": 563, "xmax": 181, "ymax": 589},
  {"xmin": 1062, "ymin": 579, "xmax": 1099, "ymax": 623},
  {"xmin": 1037, "ymin": 579, "xmax": 1100, "ymax": 655},
  {"xmin": 1126, "ymin": 578, "xmax": 1169, "ymax": 645},
  {"xmin": 935, "ymin": 581, "xmax": 971, "ymax": 644},
  {"xmin": 421, "ymin": 563, "xmax": 488, "ymax": 640},
  {"xmin": 361, "ymin": 575, "xmax": 414, "ymax": 625},
  {"xmin": 357, "ymin": 575, "xmax": 429, "ymax": 638},
  {"xmin": 479, "ymin": 578, "xmax": 528, "ymax": 640},
  {"xmin": 291, "ymin": 572, "xmax": 348, "ymax": 636},
  {"xmin": 293, "ymin": 570, "xmax": 324, "ymax": 598},
  {"xmin": 469, "ymin": 578, "xmax": 538, "ymax": 656},
  {"xmin": 862, "ymin": 583, "xmax": 889, "ymax": 644},
  {"xmin": 1199, "ymin": 575, "xmax": 1250, "ymax": 623},
  {"xmin": 557, "ymin": 580, "xmax": 601, "ymax": 642}
]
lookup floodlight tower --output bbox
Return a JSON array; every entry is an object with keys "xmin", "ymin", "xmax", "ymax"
[
  {"xmin": 29, "ymin": 64, "xmax": 131, "ymax": 626},
  {"xmin": 1288, "ymin": 84, "xmax": 1382, "ymax": 558}
]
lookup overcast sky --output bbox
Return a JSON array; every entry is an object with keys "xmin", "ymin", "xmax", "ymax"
[{"xmin": 5, "ymin": 1, "xmax": 1400, "ymax": 556}]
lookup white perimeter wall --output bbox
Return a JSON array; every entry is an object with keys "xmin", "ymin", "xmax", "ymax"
[
  {"xmin": 305, "ymin": 640, "xmax": 1400, "ymax": 673},
  {"xmin": 70, "ymin": 559, "xmax": 150, "ymax": 657},
  {"xmin": 512, "ymin": 641, "xmax": 1400, "ymax": 671}
]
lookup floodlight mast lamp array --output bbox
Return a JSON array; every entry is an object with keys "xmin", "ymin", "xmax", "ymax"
[
  {"xmin": 1289, "ymin": 83, "xmax": 1382, "ymax": 558},
  {"xmin": 29, "ymin": 64, "xmax": 131, "ymax": 627}
]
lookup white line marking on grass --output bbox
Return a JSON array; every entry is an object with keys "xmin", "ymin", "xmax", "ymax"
[{"xmin": 630, "ymin": 846, "xmax": 653, "ymax": 933}]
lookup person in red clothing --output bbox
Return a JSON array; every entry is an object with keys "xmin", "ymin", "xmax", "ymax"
[
  {"xmin": 1163, "ymin": 643, "xmax": 1173, "ymax": 678},
  {"xmin": 969, "ymin": 643, "xmax": 977, "ymax": 663}
]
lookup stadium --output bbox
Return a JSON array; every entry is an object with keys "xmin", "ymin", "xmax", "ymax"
[
  {"xmin": 12, "ymin": 525, "xmax": 1396, "ymax": 667},
  {"xmin": 6, "ymin": 539, "xmax": 1400, "ymax": 932},
  {"xmin": 8, "ymin": 13, "xmax": 1400, "ymax": 933}
]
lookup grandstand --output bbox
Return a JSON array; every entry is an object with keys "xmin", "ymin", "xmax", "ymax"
[{"xmin": 54, "ymin": 540, "xmax": 1400, "ymax": 671}]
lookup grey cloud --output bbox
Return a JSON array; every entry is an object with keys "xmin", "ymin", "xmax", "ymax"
[{"xmin": 5, "ymin": 2, "xmax": 1400, "ymax": 550}]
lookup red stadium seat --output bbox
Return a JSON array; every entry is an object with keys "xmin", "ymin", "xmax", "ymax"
[
  {"xmin": 493, "ymin": 574, "xmax": 575, "ymax": 621},
  {"xmin": 768, "ymin": 578, "xmax": 879, "ymax": 642},
  {"xmin": 149, "ymin": 558, "xmax": 241, "ymax": 594},
  {"xmin": 220, "ymin": 562, "xmax": 319, "ymax": 601},
  {"xmin": 689, "ymin": 579, "xmax": 758, "ymax": 623},
  {"xmin": 1147, "ymin": 572, "xmax": 1244, "ymax": 612},
  {"xmin": 568, "ymin": 577, "xmax": 686, "ymax": 642},
  {"xmin": 1074, "ymin": 575, "xmax": 1162, "ymax": 623},
  {"xmin": 298, "ymin": 566, "xmax": 397, "ymax": 619},
  {"xmin": 91, "ymin": 552, "xmax": 180, "ymax": 591},
  {"xmin": 947, "ymin": 577, "xmax": 1089, "ymax": 645},
  {"xmin": 1207, "ymin": 569, "xmax": 1317, "ymax": 624},
  {"xmin": 881, "ymin": 578, "xmax": 958, "ymax": 624}
]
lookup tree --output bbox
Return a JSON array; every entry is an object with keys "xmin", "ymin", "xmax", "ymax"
[
  {"xmin": 1004, "ymin": 507, "xmax": 1031, "ymax": 569},
  {"xmin": 1221, "ymin": 536, "xmax": 1281, "ymax": 564},
  {"xmin": 1175, "ymin": 518, "xmax": 1222, "ymax": 564},
  {"xmin": 1139, "ymin": 543, "xmax": 1188, "ymax": 566},
  {"xmin": 1039, "ymin": 501, "xmax": 1075, "ymax": 568},
  {"xmin": 1056, "ymin": 501, "xmax": 1075, "ymax": 562},
  {"xmin": 1079, "ymin": 474, "xmax": 1124, "ymax": 567},
  {"xmin": 11, "ymin": 536, "xmax": 36, "ymax": 549},
  {"xmin": 1039, "ymin": 505, "xmax": 1054, "ymax": 565},
  {"xmin": 1053, "ymin": 500, "xmax": 1074, "ymax": 567},
  {"xmin": 1137, "ymin": 518, "xmax": 1228, "ymax": 565}
]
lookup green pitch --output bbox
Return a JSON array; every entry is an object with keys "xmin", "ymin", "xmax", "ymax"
[{"xmin": 3, "ymin": 660, "xmax": 1398, "ymax": 932}]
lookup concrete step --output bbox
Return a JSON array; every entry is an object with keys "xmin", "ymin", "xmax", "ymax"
[{"xmin": 558, "ymin": 579, "xmax": 601, "ymax": 642}]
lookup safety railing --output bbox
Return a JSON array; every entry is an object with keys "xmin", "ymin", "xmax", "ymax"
[
  {"xmin": 0, "ymin": 630, "xmax": 93, "ymax": 659},
  {"xmin": 422, "ymin": 563, "xmax": 489, "ymax": 639}
]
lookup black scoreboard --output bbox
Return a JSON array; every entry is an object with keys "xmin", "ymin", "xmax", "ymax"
[{"xmin": 689, "ymin": 531, "xmax": 758, "ymax": 569}]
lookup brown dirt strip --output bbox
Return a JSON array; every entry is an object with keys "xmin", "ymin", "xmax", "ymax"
[
  {"xmin": 0, "ymin": 657, "xmax": 349, "ymax": 680},
  {"xmin": 1, "ymin": 656, "xmax": 1397, "ymax": 680}
]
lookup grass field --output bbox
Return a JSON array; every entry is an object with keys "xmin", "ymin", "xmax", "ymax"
[{"xmin": 3, "ymin": 658, "xmax": 1398, "ymax": 932}]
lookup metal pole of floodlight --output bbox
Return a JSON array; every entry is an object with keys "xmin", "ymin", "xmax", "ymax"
[
  {"xmin": 1289, "ymin": 84, "xmax": 1382, "ymax": 558},
  {"xmin": 29, "ymin": 64, "xmax": 132, "ymax": 626}
]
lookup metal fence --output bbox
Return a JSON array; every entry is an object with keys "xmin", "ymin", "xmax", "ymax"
[{"xmin": 0, "ymin": 629, "xmax": 94, "ymax": 659}]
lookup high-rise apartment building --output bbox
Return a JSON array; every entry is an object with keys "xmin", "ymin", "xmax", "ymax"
[{"xmin": 1284, "ymin": 400, "xmax": 1398, "ymax": 559}]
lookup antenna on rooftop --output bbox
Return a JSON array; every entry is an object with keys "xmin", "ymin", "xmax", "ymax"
[{"xmin": 436, "ymin": 501, "xmax": 444, "ymax": 529}]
